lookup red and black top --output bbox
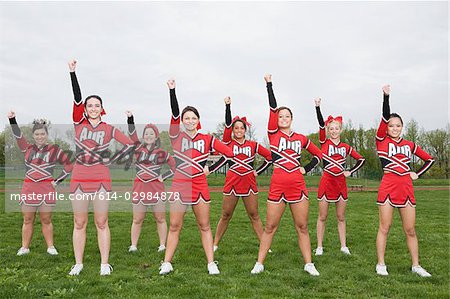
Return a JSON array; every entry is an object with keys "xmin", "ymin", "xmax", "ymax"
[
  {"xmin": 316, "ymin": 106, "xmax": 365, "ymax": 176},
  {"xmin": 127, "ymin": 115, "xmax": 176, "ymax": 182},
  {"xmin": 70, "ymin": 71, "xmax": 135, "ymax": 167},
  {"xmin": 9, "ymin": 117, "xmax": 72, "ymax": 185},
  {"xmin": 209, "ymin": 103, "xmax": 272, "ymax": 175},
  {"xmin": 376, "ymin": 93, "xmax": 434, "ymax": 177},
  {"xmin": 266, "ymin": 82, "xmax": 322, "ymax": 174},
  {"xmin": 168, "ymin": 88, "xmax": 233, "ymax": 180}
]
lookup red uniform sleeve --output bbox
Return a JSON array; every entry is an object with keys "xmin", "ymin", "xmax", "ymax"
[
  {"xmin": 413, "ymin": 144, "xmax": 435, "ymax": 177},
  {"xmin": 257, "ymin": 143, "xmax": 272, "ymax": 161},
  {"xmin": 303, "ymin": 138, "xmax": 322, "ymax": 173},
  {"xmin": 54, "ymin": 147, "xmax": 73, "ymax": 185},
  {"xmin": 254, "ymin": 143, "xmax": 272, "ymax": 175},
  {"xmin": 223, "ymin": 125, "xmax": 232, "ymax": 144},
  {"xmin": 348, "ymin": 146, "xmax": 365, "ymax": 175},
  {"xmin": 161, "ymin": 153, "xmax": 176, "ymax": 181},
  {"xmin": 376, "ymin": 118, "xmax": 388, "ymax": 142},
  {"xmin": 109, "ymin": 126, "xmax": 136, "ymax": 164},
  {"xmin": 268, "ymin": 108, "xmax": 278, "ymax": 136},
  {"xmin": 211, "ymin": 136, "xmax": 233, "ymax": 158}
]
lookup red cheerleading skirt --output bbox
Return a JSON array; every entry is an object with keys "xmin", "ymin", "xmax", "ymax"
[
  {"xmin": 268, "ymin": 168, "xmax": 308, "ymax": 203},
  {"xmin": 20, "ymin": 179, "xmax": 56, "ymax": 206},
  {"xmin": 317, "ymin": 172, "xmax": 348, "ymax": 202},
  {"xmin": 132, "ymin": 178, "xmax": 166, "ymax": 205},
  {"xmin": 169, "ymin": 173, "xmax": 210, "ymax": 205},
  {"xmin": 70, "ymin": 163, "xmax": 111, "ymax": 193},
  {"xmin": 223, "ymin": 171, "xmax": 258, "ymax": 197},
  {"xmin": 377, "ymin": 172, "xmax": 415, "ymax": 208}
]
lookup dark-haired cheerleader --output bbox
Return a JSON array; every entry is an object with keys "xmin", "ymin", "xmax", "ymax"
[
  {"xmin": 126, "ymin": 111, "xmax": 176, "ymax": 253},
  {"xmin": 375, "ymin": 85, "xmax": 434, "ymax": 277},
  {"xmin": 159, "ymin": 79, "xmax": 233, "ymax": 275},
  {"xmin": 67, "ymin": 60, "xmax": 135, "ymax": 276},
  {"xmin": 212, "ymin": 96, "xmax": 272, "ymax": 252},
  {"xmin": 251, "ymin": 75, "xmax": 322, "ymax": 276},
  {"xmin": 8, "ymin": 111, "xmax": 72, "ymax": 256}
]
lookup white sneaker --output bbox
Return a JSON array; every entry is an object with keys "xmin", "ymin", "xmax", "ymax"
[
  {"xmin": 340, "ymin": 246, "xmax": 351, "ymax": 255},
  {"xmin": 208, "ymin": 261, "xmax": 220, "ymax": 275},
  {"xmin": 159, "ymin": 261, "xmax": 173, "ymax": 275},
  {"xmin": 304, "ymin": 263, "xmax": 320, "ymax": 276},
  {"xmin": 69, "ymin": 264, "xmax": 84, "ymax": 276},
  {"xmin": 315, "ymin": 247, "xmax": 323, "ymax": 256},
  {"xmin": 376, "ymin": 264, "xmax": 388, "ymax": 276},
  {"xmin": 17, "ymin": 247, "xmax": 30, "ymax": 256},
  {"xmin": 128, "ymin": 245, "xmax": 138, "ymax": 252},
  {"xmin": 213, "ymin": 245, "xmax": 218, "ymax": 252},
  {"xmin": 47, "ymin": 246, "xmax": 58, "ymax": 256},
  {"xmin": 100, "ymin": 263, "xmax": 113, "ymax": 276},
  {"xmin": 251, "ymin": 262, "xmax": 264, "ymax": 274},
  {"xmin": 412, "ymin": 265, "xmax": 431, "ymax": 277},
  {"xmin": 157, "ymin": 245, "xmax": 166, "ymax": 252}
]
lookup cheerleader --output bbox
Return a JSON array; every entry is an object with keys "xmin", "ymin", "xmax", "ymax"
[
  {"xmin": 375, "ymin": 85, "xmax": 434, "ymax": 277},
  {"xmin": 314, "ymin": 98, "xmax": 365, "ymax": 256},
  {"xmin": 251, "ymin": 75, "xmax": 322, "ymax": 276},
  {"xmin": 125, "ymin": 111, "xmax": 176, "ymax": 253},
  {"xmin": 8, "ymin": 112, "xmax": 72, "ymax": 256},
  {"xmin": 158, "ymin": 79, "xmax": 233, "ymax": 275},
  {"xmin": 67, "ymin": 60, "xmax": 135, "ymax": 276},
  {"xmin": 211, "ymin": 97, "xmax": 272, "ymax": 252}
]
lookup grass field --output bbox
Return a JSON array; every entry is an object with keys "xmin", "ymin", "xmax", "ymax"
[{"xmin": 0, "ymin": 183, "xmax": 448, "ymax": 298}]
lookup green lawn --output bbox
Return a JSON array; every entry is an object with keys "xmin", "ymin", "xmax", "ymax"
[{"xmin": 0, "ymin": 188, "xmax": 448, "ymax": 298}]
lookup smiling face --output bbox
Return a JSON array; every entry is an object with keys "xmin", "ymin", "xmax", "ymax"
[
  {"xmin": 143, "ymin": 127, "xmax": 157, "ymax": 145},
  {"xmin": 327, "ymin": 120, "xmax": 342, "ymax": 140},
  {"xmin": 278, "ymin": 108, "xmax": 292, "ymax": 129},
  {"xmin": 33, "ymin": 128, "xmax": 48, "ymax": 147},
  {"xmin": 232, "ymin": 121, "xmax": 246, "ymax": 140},
  {"xmin": 387, "ymin": 117, "xmax": 403, "ymax": 139},
  {"xmin": 84, "ymin": 97, "xmax": 103, "ymax": 120},
  {"xmin": 182, "ymin": 111, "xmax": 199, "ymax": 132}
]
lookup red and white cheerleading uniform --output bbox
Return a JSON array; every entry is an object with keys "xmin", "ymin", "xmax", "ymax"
[
  {"xmin": 168, "ymin": 88, "xmax": 234, "ymax": 204},
  {"xmin": 209, "ymin": 104, "xmax": 272, "ymax": 197},
  {"xmin": 376, "ymin": 93, "xmax": 434, "ymax": 208},
  {"xmin": 316, "ymin": 108, "xmax": 365, "ymax": 202},
  {"xmin": 127, "ymin": 117, "xmax": 176, "ymax": 205},
  {"xmin": 69, "ymin": 71, "xmax": 135, "ymax": 193},
  {"xmin": 9, "ymin": 117, "xmax": 73, "ymax": 206},
  {"xmin": 266, "ymin": 82, "xmax": 322, "ymax": 203}
]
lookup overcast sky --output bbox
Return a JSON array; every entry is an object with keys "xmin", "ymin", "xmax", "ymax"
[{"xmin": 0, "ymin": 2, "xmax": 447, "ymax": 142}]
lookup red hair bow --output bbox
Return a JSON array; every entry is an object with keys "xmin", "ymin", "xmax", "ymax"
[
  {"xmin": 196, "ymin": 121, "xmax": 202, "ymax": 130},
  {"xmin": 325, "ymin": 115, "xmax": 342, "ymax": 126},
  {"xmin": 231, "ymin": 116, "xmax": 251, "ymax": 127},
  {"xmin": 100, "ymin": 109, "xmax": 106, "ymax": 116}
]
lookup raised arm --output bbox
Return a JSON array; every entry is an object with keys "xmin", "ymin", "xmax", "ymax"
[
  {"xmin": 376, "ymin": 85, "xmax": 391, "ymax": 141},
  {"xmin": 167, "ymin": 79, "xmax": 180, "ymax": 139},
  {"xmin": 126, "ymin": 111, "xmax": 140, "ymax": 144},
  {"xmin": 265, "ymin": 74, "xmax": 278, "ymax": 134},
  {"xmin": 8, "ymin": 111, "xmax": 29, "ymax": 152},
  {"xmin": 69, "ymin": 60, "xmax": 85, "ymax": 124},
  {"xmin": 315, "ymin": 98, "xmax": 326, "ymax": 144},
  {"xmin": 223, "ymin": 96, "xmax": 232, "ymax": 144}
]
